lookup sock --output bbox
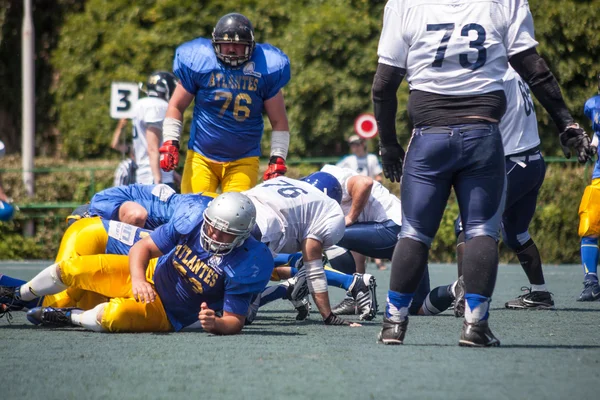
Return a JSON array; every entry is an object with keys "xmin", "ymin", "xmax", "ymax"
[
  {"xmin": 421, "ymin": 284, "xmax": 454, "ymax": 316},
  {"xmin": 325, "ymin": 270, "xmax": 354, "ymax": 290},
  {"xmin": 464, "ymin": 293, "xmax": 490, "ymax": 323},
  {"xmin": 581, "ymin": 237, "xmax": 599, "ymax": 279},
  {"xmin": 462, "ymin": 236, "xmax": 498, "ymax": 297},
  {"xmin": 290, "ymin": 267, "xmax": 298, "ymax": 277},
  {"xmin": 385, "ymin": 290, "xmax": 412, "ymax": 322},
  {"xmin": 515, "ymin": 239, "xmax": 545, "ymax": 285},
  {"xmin": 0, "ymin": 274, "xmax": 27, "ymax": 287},
  {"xmin": 531, "ymin": 284, "xmax": 547, "ymax": 292},
  {"xmin": 274, "ymin": 253, "xmax": 300, "ymax": 267},
  {"xmin": 70, "ymin": 304, "xmax": 106, "ymax": 332},
  {"xmin": 258, "ymin": 284, "xmax": 289, "ymax": 307},
  {"xmin": 18, "ymin": 264, "xmax": 67, "ymax": 301}
]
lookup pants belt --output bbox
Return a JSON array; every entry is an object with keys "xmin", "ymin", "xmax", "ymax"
[{"xmin": 414, "ymin": 123, "xmax": 494, "ymax": 134}]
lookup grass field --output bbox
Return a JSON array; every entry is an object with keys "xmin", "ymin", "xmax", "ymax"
[{"xmin": 1, "ymin": 262, "xmax": 599, "ymax": 400}]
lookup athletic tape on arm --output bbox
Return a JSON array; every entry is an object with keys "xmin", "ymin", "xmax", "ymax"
[
  {"xmin": 162, "ymin": 117, "xmax": 183, "ymax": 143},
  {"xmin": 304, "ymin": 258, "xmax": 327, "ymax": 293},
  {"xmin": 270, "ymin": 130, "xmax": 289, "ymax": 159}
]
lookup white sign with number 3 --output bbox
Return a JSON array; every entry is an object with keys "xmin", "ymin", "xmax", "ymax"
[{"xmin": 110, "ymin": 82, "xmax": 139, "ymax": 119}]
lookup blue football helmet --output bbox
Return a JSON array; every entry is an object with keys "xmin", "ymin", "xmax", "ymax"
[
  {"xmin": 300, "ymin": 172, "xmax": 343, "ymax": 204},
  {"xmin": 0, "ymin": 201, "xmax": 14, "ymax": 221}
]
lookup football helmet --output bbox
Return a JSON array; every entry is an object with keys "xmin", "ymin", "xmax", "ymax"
[
  {"xmin": 146, "ymin": 71, "xmax": 177, "ymax": 101},
  {"xmin": 200, "ymin": 192, "xmax": 256, "ymax": 255},
  {"xmin": 0, "ymin": 201, "xmax": 14, "ymax": 222},
  {"xmin": 212, "ymin": 13, "xmax": 255, "ymax": 67},
  {"xmin": 300, "ymin": 172, "xmax": 343, "ymax": 204}
]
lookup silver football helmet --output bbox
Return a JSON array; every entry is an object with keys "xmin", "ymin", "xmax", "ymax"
[{"xmin": 200, "ymin": 192, "xmax": 256, "ymax": 255}]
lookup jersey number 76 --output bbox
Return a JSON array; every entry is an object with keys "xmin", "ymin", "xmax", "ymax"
[{"xmin": 215, "ymin": 91, "xmax": 252, "ymax": 122}]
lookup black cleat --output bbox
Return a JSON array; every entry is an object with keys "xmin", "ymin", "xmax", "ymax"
[
  {"xmin": 26, "ymin": 307, "xmax": 80, "ymax": 327},
  {"xmin": 505, "ymin": 287, "xmax": 555, "ymax": 310},
  {"xmin": 377, "ymin": 317, "xmax": 408, "ymax": 345},
  {"xmin": 577, "ymin": 279, "xmax": 600, "ymax": 302},
  {"xmin": 331, "ymin": 297, "xmax": 358, "ymax": 316},
  {"xmin": 453, "ymin": 276, "xmax": 465, "ymax": 318},
  {"xmin": 459, "ymin": 320, "xmax": 500, "ymax": 347},
  {"xmin": 349, "ymin": 273, "xmax": 378, "ymax": 321}
]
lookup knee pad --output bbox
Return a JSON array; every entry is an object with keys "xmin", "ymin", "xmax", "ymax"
[{"xmin": 578, "ymin": 184, "xmax": 600, "ymax": 237}]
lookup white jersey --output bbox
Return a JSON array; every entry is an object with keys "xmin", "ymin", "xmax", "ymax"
[
  {"xmin": 336, "ymin": 154, "xmax": 383, "ymax": 179},
  {"xmin": 377, "ymin": 0, "xmax": 538, "ymax": 96},
  {"xmin": 500, "ymin": 66, "xmax": 540, "ymax": 155},
  {"xmin": 244, "ymin": 177, "xmax": 345, "ymax": 255},
  {"xmin": 321, "ymin": 164, "xmax": 403, "ymax": 226},
  {"xmin": 131, "ymin": 96, "xmax": 173, "ymax": 184}
]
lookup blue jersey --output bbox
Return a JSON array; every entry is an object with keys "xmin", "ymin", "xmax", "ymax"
[
  {"xmin": 173, "ymin": 38, "xmax": 291, "ymax": 162},
  {"xmin": 90, "ymin": 184, "xmax": 211, "ymax": 230},
  {"xmin": 584, "ymin": 95, "xmax": 600, "ymax": 179},
  {"xmin": 102, "ymin": 219, "xmax": 152, "ymax": 255},
  {"xmin": 149, "ymin": 195, "xmax": 274, "ymax": 331}
]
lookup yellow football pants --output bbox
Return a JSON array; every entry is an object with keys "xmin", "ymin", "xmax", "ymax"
[
  {"xmin": 181, "ymin": 150, "xmax": 259, "ymax": 194},
  {"xmin": 579, "ymin": 178, "xmax": 600, "ymax": 238},
  {"xmin": 43, "ymin": 217, "xmax": 110, "ymax": 309},
  {"xmin": 58, "ymin": 254, "xmax": 172, "ymax": 332}
]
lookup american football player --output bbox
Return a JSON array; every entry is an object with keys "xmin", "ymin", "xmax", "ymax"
[{"xmin": 159, "ymin": 13, "xmax": 291, "ymax": 193}]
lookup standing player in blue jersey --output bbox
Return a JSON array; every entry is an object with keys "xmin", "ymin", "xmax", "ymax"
[
  {"xmin": 1, "ymin": 193, "xmax": 274, "ymax": 334},
  {"xmin": 578, "ymin": 74, "xmax": 600, "ymax": 301},
  {"xmin": 373, "ymin": 0, "xmax": 594, "ymax": 347},
  {"xmin": 159, "ymin": 13, "xmax": 292, "ymax": 193}
]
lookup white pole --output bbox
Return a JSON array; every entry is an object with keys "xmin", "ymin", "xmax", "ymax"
[{"xmin": 22, "ymin": 0, "xmax": 35, "ymax": 236}]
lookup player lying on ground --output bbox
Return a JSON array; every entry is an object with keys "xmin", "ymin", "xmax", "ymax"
[{"xmin": 0, "ymin": 193, "xmax": 273, "ymax": 334}]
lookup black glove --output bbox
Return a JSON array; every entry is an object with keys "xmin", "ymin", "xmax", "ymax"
[
  {"xmin": 559, "ymin": 123, "xmax": 595, "ymax": 163},
  {"xmin": 323, "ymin": 312, "xmax": 352, "ymax": 326},
  {"xmin": 379, "ymin": 142, "xmax": 405, "ymax": 183}
]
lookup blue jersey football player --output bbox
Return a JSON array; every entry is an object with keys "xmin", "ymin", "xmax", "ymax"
[
  {"xmin": 578, "ymin": 74, "xmax": 600, "ymax": 301},
  {"xmin": 159, "ymin": 13, "xmax": 292, "ymax": 194},
  {"xmin": 1, "ymin": 193, "xmax": 274, "ymax": 334}
]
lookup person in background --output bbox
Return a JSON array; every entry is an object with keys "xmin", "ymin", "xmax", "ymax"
[
  {"xmin": 0, "ymin": 140, "xmax": 14, "ymax": 222},
  {"xmin": 337, "ymin": 135, "xmax": 386, "ymax": 270}
]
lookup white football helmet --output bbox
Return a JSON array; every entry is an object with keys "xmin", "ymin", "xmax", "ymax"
[{"xmin": 200, "ymin": 192, "xmax": 256, "ymax": 255}]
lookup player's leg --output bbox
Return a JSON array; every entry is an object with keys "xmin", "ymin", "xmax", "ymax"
[
  {"xmin": 180, "ymin": 150, "xmax": 220, "ymax": 194},
  {"xmin": 454, "ymin": 124, "xmax": 505, "ymax": 347},
  {"xmin": 379, "ymin": 130, "xmax": 454, "ymax": 344},
  {"xmin": 502, "ymin": 154, "xmax": 553, "ymax": 309},
  {"xmin": 221, "ymin": 156, "xmax": 260, "ymax": 192},
  {"xmin": 28, "ymin": 296, "xmax": 172, "ymax": 333},
  {"xmin": 577, "ymin": 179, "xmax": 600, "ymax": 301}
]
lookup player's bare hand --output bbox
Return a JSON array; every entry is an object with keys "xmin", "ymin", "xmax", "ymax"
[
  {"xmin": 344, "ymin": 216, "xmax": 355, "ymax": 226},
  {"xmin": 132, "ymin": 279, "xmax": 156, "ymax": 303},
  {"xmin": 198, "ymin": 302, "xmax": 216, "ymax": 331}
]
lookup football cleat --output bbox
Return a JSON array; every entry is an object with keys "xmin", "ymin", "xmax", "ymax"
[
  {"xmin": 377, "ymin": 317, "xmax": 408, "ymax": 345},
  {"xmin": 284, "ymin": 275, "xmax": 310, "ymax": 321},
  {"xmin": 459, "ymin": 320, "xmax": 500, "ymax": 347},
  {"xmin": 348, "ymin": 273, "xmax": 378, "ymax": 321},
  {"xmin": 505, "ymin": 287, "xmax": 555, "ymax": 309},
  {"xmin": 453, "ymin": 276, "xmax": 465, "ymax": 318},
  {"xmin": 291, "ymin": 297, "xmax": 311, "ymax": 321},
  {"xmin": 331, "ymin": 296, "xmax": 358, "ymax": 316},
  {"xmin": 0, "ymin": 285, "xmax": 29, "ymax": 313},
  {"xmin": 26, "ymin": 307, "xmax": 80, "ymax": 327},
  {"xmin": 577, "ymin": 279, "xmax": 600, "ymax": 302}
]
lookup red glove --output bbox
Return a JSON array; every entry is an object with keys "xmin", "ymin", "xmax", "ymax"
[
  {"xmin": 263, "ymin": 156, "xmax": 287, "ymax": 181},
  {"xmin": 159, "ymin": 140, "xmax": 179, "ymax": 172}
]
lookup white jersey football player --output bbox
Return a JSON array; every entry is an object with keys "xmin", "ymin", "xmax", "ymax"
[
  {"xmin": 244, "ymin": 172, "xmax": 360, "ymax": 326},
  {"xmin": 373, "ymin": 0, "xmax": 593, "ymax": 347},
  {"xmin": 132, "ymin": 71, "xmax": 178, "ymax": 186}
]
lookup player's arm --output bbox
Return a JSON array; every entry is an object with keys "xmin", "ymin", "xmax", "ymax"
[
  {"xmin": 146, "ymin": 126, "xmax": 163, "ymax": 184},
  {"xmin": 160, "ymin": 84, "xmax": 195, "ymax": 171},
  {"xmin": 128, "ymin": 235, "xmax": 163, "ymax": 303},
  {"xmin": 372, "ymin": 63, "xmax": 406, "ymax": 182},
  {"xmin": 198, "ymin": 303, "xmax": 245, "ymax": 335},
  {"xmin": 509, "ymin": 48, "xmax": 594, "ymax": 163},
  {"xmin": 263, "ymin": 90, "xmax": 290, "ymax": 181},
  {"xmin": 110, "ymin": 118, "xmax": 130, "ymax": 154},
  {"xmin": 345, "ymin": 175, "xmax": 373, "ymax": 226}
]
